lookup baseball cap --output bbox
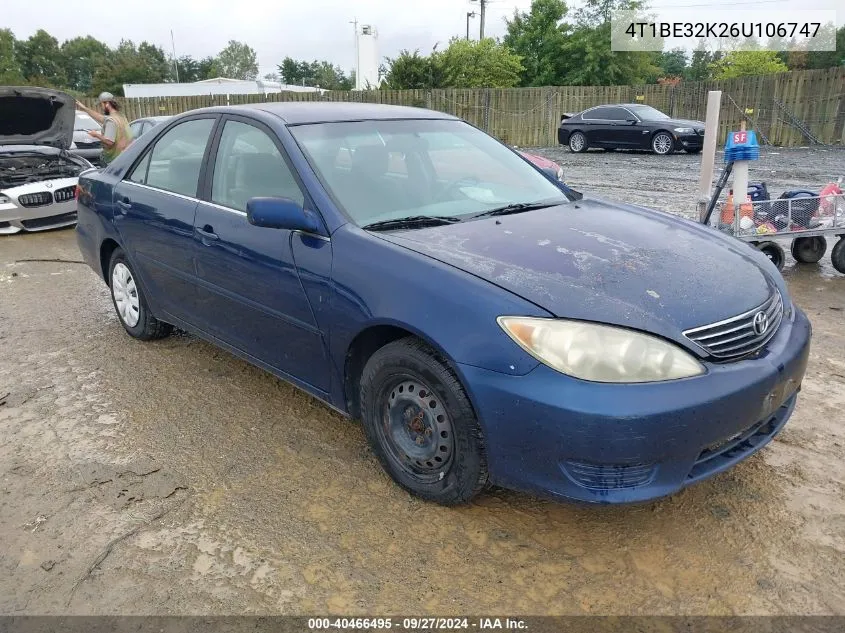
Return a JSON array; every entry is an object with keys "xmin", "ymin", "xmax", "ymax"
[{"xmin": 98, "ymin": 92, "xmax": 115, "ymax": 103}]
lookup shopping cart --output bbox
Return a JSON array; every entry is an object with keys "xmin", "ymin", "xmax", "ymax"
[{"xmin": 702, "ymin": 168, "xmax": 845, "ymax": 273}]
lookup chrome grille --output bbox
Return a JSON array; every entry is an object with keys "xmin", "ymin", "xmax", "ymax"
[
  {"xmin": 17, "ymin": 192, "xmax": 53, "ymax": 208},
  {"xmin": 684, "ymin": 291, "xmax": 784, "ymax": 360},
  {"xmin": 54, "ymin": 185, "xmax": 76, "ymax": 202}
]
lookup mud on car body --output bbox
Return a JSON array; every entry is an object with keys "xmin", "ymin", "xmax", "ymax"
[
  {"xmin": 0, "ymin": 87, "xmax": 92, "ymax": 234},
  {"xmin": 76, "ymin": 103, "xmax": 811, "ymax": 505}
]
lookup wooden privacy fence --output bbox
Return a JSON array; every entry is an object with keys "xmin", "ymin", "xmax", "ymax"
[{"xmin": 84, "ymin": 67, "xmax": 845, "ymax": 148}]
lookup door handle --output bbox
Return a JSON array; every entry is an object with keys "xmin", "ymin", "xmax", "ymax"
[
  {"xmin": 196, "ymin": 225, "xmax": 219, "ymax": 242},
  {"xmin": 116, "ymin": 197, "xmax": 131, "ymax": 213}
]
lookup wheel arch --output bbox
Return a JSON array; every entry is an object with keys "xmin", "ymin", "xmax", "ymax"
[
  {"xmin": 99, "ymin": 237, "xmax": 122, "ymax": 282},
  {"xmin": 343, "ymin": 321, "xmax": 472, "ymax": 421}
]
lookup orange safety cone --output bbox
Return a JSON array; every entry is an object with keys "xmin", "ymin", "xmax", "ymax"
[{"xmin": 721, "ymin": 192, "xmax": 735, "ymax": 225}]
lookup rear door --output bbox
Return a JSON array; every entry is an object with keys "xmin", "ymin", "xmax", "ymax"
[
  {"xmin": 113, "ymin": 116, "xmax": 217, "ymax": 324},
  {"xmin": 581, "ymin": 107, "xmax": 615, "ymax": 146},
  {"xmin": 192, "ymin": 115, "xmax": 332, "ymax": 392}
]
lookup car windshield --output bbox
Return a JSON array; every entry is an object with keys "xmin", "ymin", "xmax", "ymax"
[
  {"xmin": 290, "ymin": 119, "xmax": 568, "ymax": 226},
  {"xmin": 627, "ymin": 105, "xmax": 670, "ymax": 120},
  {"xmin": 75, "ymin": 113, "xmax": 100, "ymax": 131}
]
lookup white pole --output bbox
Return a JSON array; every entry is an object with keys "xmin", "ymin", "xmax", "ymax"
[
  {"xmin": 731, "ymin": 121, "xmax": 750, "ymax": 232},
  {"xmin": 697, "ymin": 90, "xmax": 722, "ymax": 222}
]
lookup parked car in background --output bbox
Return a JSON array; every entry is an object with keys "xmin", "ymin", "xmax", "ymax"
[
  {"xmin": 517, "ymin": 150, "xmax": 564, "ymax": 182},
  {"xmin": 559, "ymin": 104, "xmax": 705, "ymax": 155},
  {"xmin": 77, "ymin": 103, "xmax": 809, "ymax": 506},
  {"xmin": 1, "ymin": 87, "xmax": 93, "ymax": 234},
  {"xmin": 129, "ymin": 115, "xmax": 172, "ymax": 139},
  {"xmin": 70, "ymin": 111, "xmax": 103, "ymax": 164}
]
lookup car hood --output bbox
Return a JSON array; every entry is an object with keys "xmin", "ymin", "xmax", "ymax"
[
  {"xmin": 647, "ymin": 117, "xmax": 704, "ymax": 129},
  {"xmin": 518, "ymin": 151, "xmax": 558, "ymax": 171},
  {"xmin": 0, "ymin": 87, "xmax": 75, "ymax": 149},
  {"xmin": 376, "ymin": 199, "xmax": 776, "ymax": 348}
]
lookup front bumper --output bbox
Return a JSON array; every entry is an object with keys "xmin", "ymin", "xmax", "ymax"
[
  {"xmin": 459, "ymin": 307, "xmax": 811, "ymax": 504},
  {"xmin": 0, "ymin": 177, "xmax": 79, "ymax": 234},
  {"xmin": 675, "ymin": 132, "xmax": 703, "ymax": 151}
]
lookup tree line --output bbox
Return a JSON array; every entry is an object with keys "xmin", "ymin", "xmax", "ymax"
[{"xmin": 381, "ymin": 0, "xmax": 845, "ymax": 89}]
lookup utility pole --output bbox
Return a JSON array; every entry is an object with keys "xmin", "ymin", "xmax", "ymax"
[
  {"xmin": 350, "ymin": 17, "xmax": 359, "ymax": 90},
  {"xmin": 470, "ymin": 0, "xmax": 487, "ymax": 39},
  {"xmin": 466, "ymin": 11, "xmax": 476, "ymax": 40},
  {"xmin": 170, "ymin": 30, "xmax": 180, "ymax": 83}
]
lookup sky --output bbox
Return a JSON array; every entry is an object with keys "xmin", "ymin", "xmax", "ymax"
[{"xmin": 4, "ymin": 0, "xmax": 842, "ymax": 80}]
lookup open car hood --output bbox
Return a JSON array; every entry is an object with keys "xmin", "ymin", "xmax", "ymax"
[{"xmin": 0, "ymin": 87, "xmax": 75, "ymax": 149}]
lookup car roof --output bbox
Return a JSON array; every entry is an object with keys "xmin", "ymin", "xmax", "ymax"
[{"xmin": 223, "ymin": 102, "xmax": 458, "ymax": 125}]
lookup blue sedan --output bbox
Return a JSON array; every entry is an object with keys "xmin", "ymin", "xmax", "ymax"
[{"xmin": 75, "ymin": 103, "xmax": 811, "ymax": 505}]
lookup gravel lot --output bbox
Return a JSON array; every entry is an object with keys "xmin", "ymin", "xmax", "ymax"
[{"xmin": 1, "ymin": 147, "xmax": 844, "ymax": 615}]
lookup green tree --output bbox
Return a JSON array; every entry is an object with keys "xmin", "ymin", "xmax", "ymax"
[
  {"xmin": 16, "ymin": 29, "xmax": 66, "ymax": 87},
  {"xmin": 657, "ymin": 48, "xmax": 688, "ymax": 79},
  {"xmin": 0, "ymin": 29, "xmax": 25, "ymax": 85},
  {"xmin": 61, "ymin": 36, "xmax": 109, "ymax": 93},
  {"xmin": 92, "ymin": 40, "xmax": 171, "ymax": 96},
  {"xmin": 709, "ymin": 50, "xmax": 788, "ymax": 79},
  {"xmin": 805, "ymin": 25, "xmax": 845, "ymax": 69},
  {"xmin": 382, "ymin": 49, "xmax": 439, "ymax": 89},
  {"xmin": 686, "ymin": 45, "xmax": 721, "ymax": 81},
  {"xmin": 215, "ymin": 40, "xmax": 258, "ymax": 80},
  {"xmin": 503, "ymin": 0, "xmax": 571, "ymax": 86},
  {"xmin": 276, "ymin": 57, "xmax": 351, "ymax": 89},
  {"xmin": 170, "ymin": 55, "xmax": 218, "ymax": 82},
  {"xmin": 437, "ymin": 38, "xmax": 523, "ymax": 88}
]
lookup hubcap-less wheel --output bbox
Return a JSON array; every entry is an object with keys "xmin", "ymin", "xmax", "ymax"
[
  {"xmin": 378, "ymin": 378, "xmax": 454, "ymax": 483},
  {"xmin": 111, "ymin": 262, "xmax": 140, "ymax": 327},
  {"xmin": 652, "ymin": 133, "xmax": 673, "ymax": 155},
  {"xmin": 791, "ymin": 236, "xmax": 826, "ymax": 263},
  {"xmin": 569, "ymin": 132, "xmax": 586, "ymax": 153}
]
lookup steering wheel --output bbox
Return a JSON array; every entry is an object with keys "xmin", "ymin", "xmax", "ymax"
[{"xmin": 434, "ymin": 176, "xmax": 479, "ymax": 203}]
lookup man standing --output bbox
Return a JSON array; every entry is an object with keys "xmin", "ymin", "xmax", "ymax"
[{"xmin": 75, "ymin": 92, "xmax": 133, "ymax": 165}]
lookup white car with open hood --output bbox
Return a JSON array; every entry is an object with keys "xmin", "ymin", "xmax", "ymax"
[{"xmin": 0, "ymin": 87, "xmax": 94, "ymax": 234}]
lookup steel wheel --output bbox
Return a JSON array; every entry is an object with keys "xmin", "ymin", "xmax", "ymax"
[
  {"xmin": 569, "ymin": 131, "xmax": 587, "ymax": 153},
  {"xmin": 790, "ymin": 236, "xmax": 826, "ymax": 264},
  {"xmin": 652, "ymin": 132, "xmax": 674, "ymax": 155},
  {"xmin": 111, "ymin": 262, "xmax": 140, "ymax": 327},
  {"xmin": 376, "ymin": 377, "xmax": 455, "ymax": 483}
]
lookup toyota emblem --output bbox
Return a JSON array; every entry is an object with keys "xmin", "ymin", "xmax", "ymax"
[{"xmin": 752, "ymin": 311, "xmax": 769, "ymax": 336}]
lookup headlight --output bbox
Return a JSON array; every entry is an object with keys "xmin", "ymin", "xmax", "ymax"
[
  {"xmin": 555, "ymin": 167, "xmax": 564, "ymax": 182},
  {"xmin": 0, "ymin": 194, "xmax": 10, "ymax": 204},
  {"xmin": 674, "ymin": 127, "xmax": 694, "ymax": 134},
  {"xmin": 498, "ymin": 317, "xmax": 705, "ymax": 383}
]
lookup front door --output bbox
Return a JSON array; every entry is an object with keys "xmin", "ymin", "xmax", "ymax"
[
  {"xmin": 113, "ymin": 116, "xmax": 217, "ymax": 324},
  {"xmin": 192, "ymin": 116, "xmax": 332, "ymax": 392}
]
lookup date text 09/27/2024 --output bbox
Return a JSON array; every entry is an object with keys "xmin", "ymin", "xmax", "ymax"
[{"xmin": 307, "ymin": 617, "xmax": 527, "ymax": 630}]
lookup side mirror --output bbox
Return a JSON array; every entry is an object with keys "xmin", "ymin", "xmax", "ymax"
[
  {"xmin": 627, "ymin": 118, "xmax": 638, "ymax": 124},
  {"xmin": 246, "ymin": 197, "xmax": 320, "ymax": 233}
]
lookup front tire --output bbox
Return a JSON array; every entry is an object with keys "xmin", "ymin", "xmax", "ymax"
[
  {"xmin": 652, "ymin": 132, "xmax": 675, "ymax": 155},
  {"xmin": 831, "ymin": 237, "xmax": 845, "ymax": 274},
  {"xmin": 359, "ymin": 338, "xmax": 488, "ymax": 505},
  {"xmin": 568, "ymin": 131, "xmax": 588, "ymax": 153},
  {"xmin": 756, "ymin": 241, "xmax": 785, "ymax": 271},
  {"xmin": 108, "ymin": 248, "xmax": 172, "ymax": 340}
]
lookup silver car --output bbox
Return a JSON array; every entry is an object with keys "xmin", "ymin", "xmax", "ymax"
[
  {"xmin": 0, "ymin": 87, "xmax": 94, "ymax": 234},
  {"xmin": 69, "ymin": 111, "xmax": 103, "ymax": 164}
]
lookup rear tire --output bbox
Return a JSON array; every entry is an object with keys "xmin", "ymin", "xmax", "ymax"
[
  {"xmin": 359, "ymin": 338, "xmax": 488, "ymax": 505},
  {"xmin": 756, "ymin": 241, "xmax": 785, "ymax": 271},
  {"xmin": 108, "ymin": 248, "xmax": 172, "ymax": 340},
  {"xmin": 568, "ymin": 131, "xmax": 588, "ymax": 153},
  {"xmin": 831, "ymin": 237, "xmax": 845, "ymax": 274},
  {"xmin": 791, "ymin": 236, "xmax": 827, "ymax": 264},
  {"xmin": 652, "ymin": 132, "xmax": 675, "ymax": 155}
]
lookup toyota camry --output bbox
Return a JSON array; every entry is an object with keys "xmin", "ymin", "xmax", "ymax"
[{"xmin": 75, "ymin": 103, "xmax": 811, "ymax": 505}]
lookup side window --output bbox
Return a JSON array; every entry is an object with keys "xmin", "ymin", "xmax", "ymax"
[
  {"xmin": 144, "ymin": 118, "xmax": 215, "ymax": 198},
  {"xmin": 128, "ymin": 151, "xmax": 151, "ymax": 184},
  {"xmin": 211, "ymin": 120, "xmax": 304, "ymax": 212},
  {"xmin": 586, "ymin": 107, "xmax": 613, "ymax": 120},
  {"xmin": 605, "ymin": 107, "xmax": 630, "ymax": 120}
]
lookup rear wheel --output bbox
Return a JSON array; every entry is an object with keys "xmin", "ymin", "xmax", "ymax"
[
  {"xmin": 359, "ymin": 338, "xmax": 488, "ymax": 505},
  {"xmin": 831, "ymin": 237, "xmax": 845, "ymax": 274},
  {"xmin": 791, "ymin": 236, "xmax": 827, "ymax": 263},
  {"xmin": 108, "ymin": 248, "xmax": 172, "ymax": 340},
  {"xmin": 568, "ymin": 131, "xmax": 588, "ymax": 153},
  {"xmin": 652, "ymin": 132, "xmax": 675, "ymax": 155},
  {"xmin": 756, "ymin": 241, "xmax": 785, "ymax": 271}
]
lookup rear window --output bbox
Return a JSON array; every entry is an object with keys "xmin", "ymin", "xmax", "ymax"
[{"xmin": 75, "ymin": 113, "xmax": 100, "ymax": 131}]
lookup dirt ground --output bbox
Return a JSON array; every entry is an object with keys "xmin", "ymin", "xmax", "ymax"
[{"xmin": 1, "ymin": 147, "xmax": 844, "ymax": 616}]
